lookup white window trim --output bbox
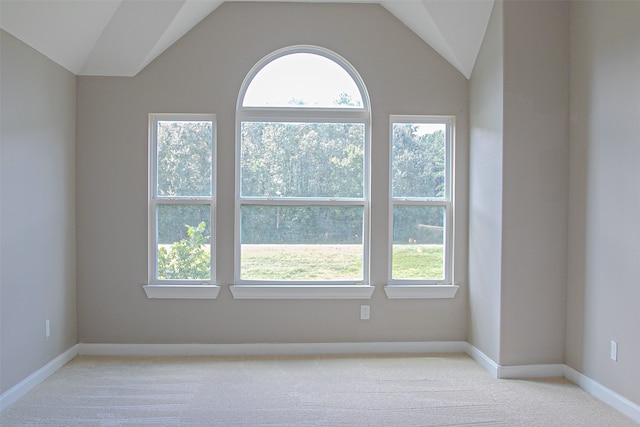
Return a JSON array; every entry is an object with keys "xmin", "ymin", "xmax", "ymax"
[
  {"xmin": 230, "ymin": 284, "xmax": 374, "ymax": 300},
  {"xmin": 383, "ymin": 284, "xmax": 459, "ymax": 299},
  {"xmin": 234, "ymin": 45, "xmax": 372, "ymax": 293},
  {"xmin": 143, "ymin": 284, "xmax": 221, "ymax": 299},
  {"xmin": 387, "ymin": 116, "xmax": 456, "ymax": 293},
  {"xmin": 146, "ymin": 114, "xmax": 218, "ymax": 299}
]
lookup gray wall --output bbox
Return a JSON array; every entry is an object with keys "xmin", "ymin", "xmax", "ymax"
[
  {"xmin": 567, "ymin": 1, "xmax": 640, "ymax": 405},
  {"xmin": 500, "ymin": 0, "xmax": 568, "ymax": 366},
  {"xmin": 469, "ymin": 0, "xmax": 569, "ymax": 366},
  {"xmin": 76, "ymin": 3, "xmax": 470, "ymax": 345},
  {"xmin": 0, "ymin": 31, "xmax": 77, "ymax": 394},
  {"xmin": 468, "ymin": 0, "xmax": 503, "ymax": 364}
]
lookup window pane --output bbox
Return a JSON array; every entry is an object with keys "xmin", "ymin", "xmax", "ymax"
[
  {"xmin": 392, "ymin": 206, "xmax": 445, "ymax": 280},
  {"xmin": 240, "ymin": 205, "xmax": 363, "ymax": 281},
  {"xmin": 156, "ymin": 204, "xmax": 211, "ymax": 280},
  {"xmin": 241, "ymin": 122, "xmax": 364, "ymax": 198},
  {"xmin": 156, "ymin": 120, "xmax": 212, "ymax": 197},
  {"xmin": 391, "ymin": 122, "xmax": 446, "ymax": 198},
  {"xmin": 242, "ymin": 53, "xmax": 363, "ymax": 108}
]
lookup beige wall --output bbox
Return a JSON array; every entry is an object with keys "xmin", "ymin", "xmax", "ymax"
[
  {"xmin": 500, "ymin": 0, "xmax": 569, "ymax": 366},
  {"xmin": 469, "ymin": 0, "xmax": 569, "ymax": 366},
  {"xmin": 76, "ymin": 3, "xmax": 469, "ymax": 345},
  {"xmin": 0, "ymin": 30, "xmax": 77, "ymax": 393},
  {"xmin": 468, "ymin": 0, "xmax": 503, "ymax": 363},
  {"xmin": 567, "ymin": 1, "xmax": 640, "ymax": 405}
]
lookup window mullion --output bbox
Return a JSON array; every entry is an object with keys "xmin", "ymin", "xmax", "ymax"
[{"xmin": 238, "ymin": 198, "xmax": 366, "ymax": 206}]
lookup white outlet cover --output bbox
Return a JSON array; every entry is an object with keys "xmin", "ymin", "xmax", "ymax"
[{"xmin": 360, "ymin": 305, "xmax": 370, "ymax": 320}]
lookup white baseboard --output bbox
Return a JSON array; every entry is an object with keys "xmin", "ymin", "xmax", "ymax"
[
  {"xmin": 0, "ymin": 344, "xmax": 78, "ymax": 412},
  {"xmin": 564, "ymin": 366, "xmax": 640, "ymax": 424},
  {"xmin": 465, "ymin": 344, "xmax": 640, "ymax": 423},
  {"xmin": 77, "ymin": 341, "xmax": 468, "ymax": 357},
  {"xmin": 465, "ymin": 343, "xmax": 499, "ymax": 377},
  {"xmin": 498, "ymin": 363, "xmax": 566, "ymax": 379},
  {"xmin": 465, "ymin": 344, "xmax": 564, "ymax": 379}
]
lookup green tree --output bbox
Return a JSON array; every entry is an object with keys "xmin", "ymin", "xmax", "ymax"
[
  {"xmin": 157, "ymin": 222, "xmax": 210, "ymax": 280},
  {"xmin": 156, "ymin": 120, "xmax": 213, "ymax": 244},
  {"xmin": 391, "ymin": 124, "xmax": 445, "ymax": 198},
  {"xmin": 391, "ymin": 124, "xmax": 446, "ymax": 245},
  {"xmin": 157, "ymin": 120, "xmax": 212, "ymax": 197}
]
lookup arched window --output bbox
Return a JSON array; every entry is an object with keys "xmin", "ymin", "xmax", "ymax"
[{"xmin": 235, "ymin": 46, "xmax": 370, "ymax": 284}]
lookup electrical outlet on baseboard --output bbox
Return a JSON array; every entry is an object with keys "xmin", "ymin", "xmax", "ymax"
[{"xmin": 610, "ymin": 340, "xmax": 618, "ymax": 361}]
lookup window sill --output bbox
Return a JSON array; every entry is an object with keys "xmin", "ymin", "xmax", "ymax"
[
  {"xmin": 143, "ymin": 284, "xmax": 220, "ymax": 299},
  {"xmin": 229, "ymin": 284, "xmax": 375, "ymax": 300},
  {"xmin": 384, "ymin": 284, "xmax": 459, "ymax": 299}
]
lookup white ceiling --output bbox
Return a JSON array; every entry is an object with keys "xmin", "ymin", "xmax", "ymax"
[{"xmin": 0, "ymin": 0, "xmax": 493, "ymax": 79}]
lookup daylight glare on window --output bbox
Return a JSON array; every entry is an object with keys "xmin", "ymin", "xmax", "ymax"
[{"xmin": 242, "ymin": 53, "xmax": 363, "ymax": 108}]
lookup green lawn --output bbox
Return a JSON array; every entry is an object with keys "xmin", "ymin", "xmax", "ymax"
[
  {"xmin": 391, "ymin": 245, "xmax": 444, "ymax": 280},
  {"xmin": 240, "ymin": 244, "xmax": 443, "ymax": 281}
]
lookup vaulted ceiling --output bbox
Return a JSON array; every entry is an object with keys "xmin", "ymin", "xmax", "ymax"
[{"xmin": 0, "ymin": 0, "xmax": 493, "ymax": 79}]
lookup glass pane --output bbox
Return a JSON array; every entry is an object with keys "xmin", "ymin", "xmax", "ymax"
[
  {"xmin": 240, "ymin": 205, "xmax": 364, "ymax": 281},
  {"xmin": 392, "ymin": 206, "xmax": 445, "ymax": 280},
  {"xmin": 242, "ymin": 53, "xmax": 363, "ymax": 108},
  {"xmin": 156, "ymin": 120, "xmax": 212, "ymax": 197},
  {"xmin": 391, "ymin": 122, "xmax": 446, "ymax": 198},
  {"xmin": 241, "ymin": 122, "xmax": 364, "ymax": 198},
  {"xmin": 156, "ymin": 204, "xmax": 211, "ymax": 280}
]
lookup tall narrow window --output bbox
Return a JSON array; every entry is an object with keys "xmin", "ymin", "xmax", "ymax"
[
  {"xmin": 236, "ymin": 46, "xmax": 370, "ymax": 284},
  {"xmin": 390, "ymin": 116, "xmax": 453, "ymax": 284},
  {"xmin": 149, "ymin": 114, "xmax": 216, "ymax": 284}
]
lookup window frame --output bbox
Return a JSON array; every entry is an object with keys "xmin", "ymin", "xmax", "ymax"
[
  {"xmin": 147, "ymin": 113, "xmax": 217, "ymax": 290},
  {"xmin": 234, "ymin": 45, "xmax": 371, "ymax": 286},
  {"xmin": 388, "ymin": 115, "xmax": 455, "ymax": 287}
]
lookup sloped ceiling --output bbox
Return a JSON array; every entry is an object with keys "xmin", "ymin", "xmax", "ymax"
[{"xmin": 0, "ymin": 0, "xmax": 493, "ymax": 79}]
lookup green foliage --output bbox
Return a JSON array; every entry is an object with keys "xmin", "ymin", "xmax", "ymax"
[
  {"xmin": 240, "ymin": 121, "xmax": 365, "ymax": 246},
  {"xmin": 241, "ymin": 121, "xmax": 364, "ymax": 198},
  {"xmin": 157, "ymin": 204, "xmax": 211, "ymax": 245},
  {"xmin": 392, "ymin": 124, "xmax": 445, "ymax": 198},
  {"xmin": 157, "ymin": 121, "xmax": 212, "ymax": 197},
  {"xmin": 155, "ymin": 120, "xmax": 213, "ymax": 245},
  {"xmin": 391, "ymin": 124, "xmax": 446, "ymax": 245},
  {"xmin": 241, "ymin": 206, "xmax": 362, "ymax": 245},
  {"xmin": 157, "ymin": 222, "xmax": 211, "ymax": 280}
]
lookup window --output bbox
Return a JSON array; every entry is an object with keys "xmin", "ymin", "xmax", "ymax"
[
  {"xmin": 235, "ymin": 46, "xmax": 370, "ymax": 285},
  {"xmin": 389, "ymin": 116, "xmax": 453, "ymax": 285},
  {"xmin": 148, "ymin": 114, "xmax": 216, "ymax": 288}
]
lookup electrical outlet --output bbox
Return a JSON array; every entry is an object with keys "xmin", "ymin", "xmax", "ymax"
[
  {"xmin": 45, "ymin": 320, "xmax": 50, "ymax": 338},
  {"xmin": 360, "ymin": 305, "xmax": 370, "ymax": 320},
  {"xmin": 610, "ymin": 340, "xmax": 618, "ymax": 361}
]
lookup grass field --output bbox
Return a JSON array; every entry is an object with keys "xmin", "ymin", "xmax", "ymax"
[{"xmin": 240, "ymin": 244, "xmax": 444, "ymax": 281}]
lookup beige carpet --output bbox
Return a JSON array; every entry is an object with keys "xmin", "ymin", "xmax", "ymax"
[{"xmin": 1, "ymin": 353, "xmax": 636, "ymax": 426}]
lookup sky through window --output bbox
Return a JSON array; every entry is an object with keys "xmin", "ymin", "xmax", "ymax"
[{"xmin": 242, "ymin": 53, "xmax": 363, "ymax": 108}]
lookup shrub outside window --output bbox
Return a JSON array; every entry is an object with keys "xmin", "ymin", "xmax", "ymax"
[
  {"xmin": 389, "ymin": 116, "xmax": 453, "ymax": 285},
  {"xmin": 149, "ymin": 114, "xmax": 216, "ymax": 284},
  {"xmin": 236, "ymin": 46, "xmax": 370, "ymax": 284}
]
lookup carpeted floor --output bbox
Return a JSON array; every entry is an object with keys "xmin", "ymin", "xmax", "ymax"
[{"xmin": 1, "ymin": 353, "xmax": 636, "ymax": 426}]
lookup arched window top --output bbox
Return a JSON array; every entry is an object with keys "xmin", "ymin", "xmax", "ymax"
[{"xmin": 239, "ymin": 46, "xmax": 368, "ymax": 110}]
